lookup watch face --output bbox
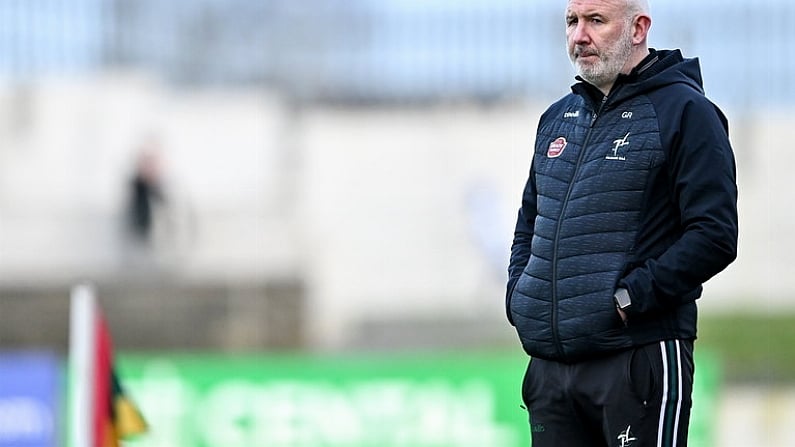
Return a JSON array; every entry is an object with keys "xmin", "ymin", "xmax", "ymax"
[{"xmin": 615, "ymin": 289, "xmax": 631, "ymax": 308}]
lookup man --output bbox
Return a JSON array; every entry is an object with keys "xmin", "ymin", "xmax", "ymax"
[{"xmin": 506, "ymin": 0, "xmax": 738, "ymax": 446}]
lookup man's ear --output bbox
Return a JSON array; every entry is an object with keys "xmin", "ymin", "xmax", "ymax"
[{"xmin": 632, "ymin": 15, "xmax": 652, "ymax": 45}]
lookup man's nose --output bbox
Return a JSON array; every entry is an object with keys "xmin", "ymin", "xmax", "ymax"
[{"xmin": 571, "ymin": 22, "xmax": 590, "ymax": 44}]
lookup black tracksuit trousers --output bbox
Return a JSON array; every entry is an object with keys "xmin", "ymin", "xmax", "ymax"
[{"xmin": 522, "ymin": 340, "xmax": 694, "ymax": 447}]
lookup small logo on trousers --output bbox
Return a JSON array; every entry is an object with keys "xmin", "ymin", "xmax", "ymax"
[{"xmin": 617, "ymin": 425, "xmax": 637, "ymax": 447}]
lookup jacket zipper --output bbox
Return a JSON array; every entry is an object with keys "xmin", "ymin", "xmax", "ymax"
[{"xmin": 550, "ymin": 95, "xmax": 607, "ymax": 358}]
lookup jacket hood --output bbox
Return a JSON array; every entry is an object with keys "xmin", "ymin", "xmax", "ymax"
[{"xmin": 572, "ymin": 49, "xmax": 705, "ymax": 107}]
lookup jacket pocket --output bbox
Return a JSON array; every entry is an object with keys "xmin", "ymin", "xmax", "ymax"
[{"xmin": 506, "ymin": 277, "xmax": 518, "ymax": 326}]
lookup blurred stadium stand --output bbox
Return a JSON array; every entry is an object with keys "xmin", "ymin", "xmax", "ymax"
[
  {"xmin": 0, "ymin": 279, "xmax": 303, "ymax": 351},
  {"xmin": 0, "ymin": 0, "xmax": 791, "ymax": 354},
  {"xmin": 0, "ymin": 0, "xmax": 788, "ymax": 106}
]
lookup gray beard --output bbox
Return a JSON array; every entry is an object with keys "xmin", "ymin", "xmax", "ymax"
[{"xmin": 571, "ymin": 27, "xmax": 634, "ymax": 89}]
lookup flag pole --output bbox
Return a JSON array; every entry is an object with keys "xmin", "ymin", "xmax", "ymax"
[{"xmin": 69, "ymin": 283, "xmax": 97, "ymax": 447}]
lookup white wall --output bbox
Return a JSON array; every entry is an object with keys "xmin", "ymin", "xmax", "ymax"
[
  {"xmin": 0, "ymin": 75, "xmax": 298, "ymax": 283},
  {"xmin": 295, "ymin": 105, "xmax": 538, "ymax": 347}
]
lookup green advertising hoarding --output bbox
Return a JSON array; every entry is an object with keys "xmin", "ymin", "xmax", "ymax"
[{"xmin": 117, "ymin": 351, "xmax": 718, "ymax": 447}]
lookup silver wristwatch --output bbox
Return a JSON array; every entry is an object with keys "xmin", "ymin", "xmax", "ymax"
[{"xmin": 614, "ymin": 288, "xmax": 632, "ymax": 310}]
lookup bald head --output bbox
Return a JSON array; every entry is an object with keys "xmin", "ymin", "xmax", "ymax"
[
  {"xmin": 567, "ymin": 0, "xmax": 650, "ymax": 20},
  {"xmin": 625, "ymin": 0, "xmax": 650, "ymax": 18}
]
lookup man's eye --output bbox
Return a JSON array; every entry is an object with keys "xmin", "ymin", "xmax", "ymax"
[{"xmin": 566, "ymin": 18, "xmax": 577, "ymax": 26}]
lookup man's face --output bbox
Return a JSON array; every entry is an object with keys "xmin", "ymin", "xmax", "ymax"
[{"xmin": 566, "ymin": 0, "xmax": 634, "ymax": 90}]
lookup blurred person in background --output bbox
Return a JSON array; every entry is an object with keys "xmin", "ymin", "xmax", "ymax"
[
  {"xmin": 122, "ymin": 136, "xmax": 173, "ymax": 272},
  {"xmin": 122, "ymin": 135, "xmax": 196, "ymax": 273},
  {"xmin": 505, "ymin": 0, "xmax": 738, "ymax": 445},
  {"xmin": 127, "ymin": 138, "xmax": 166, "ymax": 247}
]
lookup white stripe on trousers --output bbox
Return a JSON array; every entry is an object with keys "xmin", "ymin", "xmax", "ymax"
[
  {"xmin": 672, "ymin": 341, "xmax": 683, "ymax": 445},
  {"xmin": 656, "ymin": 340, "xmax": 683, "ymax": 447}
]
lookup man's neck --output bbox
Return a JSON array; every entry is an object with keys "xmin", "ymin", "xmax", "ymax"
[{"xmin": 601, "ymin": 47, "xmax": 652, "ymax": 96}]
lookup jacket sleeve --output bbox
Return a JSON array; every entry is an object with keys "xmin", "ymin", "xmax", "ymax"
[
  {"xmin": 506, "ymin": 163, "xmax": 538, "ymax": 324},
  {"xmin": 619, "ymin": 98, "xmax": 738, "ymax": 316}
]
